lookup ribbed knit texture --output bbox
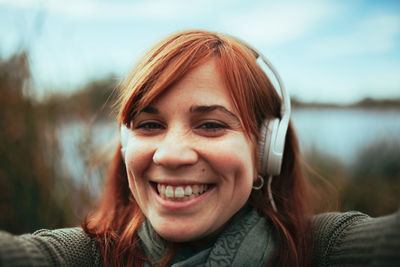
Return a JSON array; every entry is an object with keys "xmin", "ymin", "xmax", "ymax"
[
  {"xmin": 0, "ymin": 211, "xmax": 399, "ymax": 266},
  {"xmin": 312, "ymin": 210, "xmax": 400, "ymax": 266},
  {"xmin": 0, "ymin": 228, "xmax": 101, "ymax": 267}
]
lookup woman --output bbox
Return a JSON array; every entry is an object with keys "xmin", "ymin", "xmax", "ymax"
[
  {"xmin": 0, "ymin": 30, "xmax": 399, "ymax": 266},
  {"xmin": 85, "ymin": 29, "xmax": 313, "ymax": 266}
]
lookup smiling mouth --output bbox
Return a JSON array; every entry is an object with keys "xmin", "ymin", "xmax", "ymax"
[{"xmin": 152, "ymin": 183, "xmax": 214, "ymax": 201}]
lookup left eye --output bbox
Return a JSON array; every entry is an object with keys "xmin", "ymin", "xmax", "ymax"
[{"xmin": 197, "ymin": 122, "xmax": 228, "ymax": 132}]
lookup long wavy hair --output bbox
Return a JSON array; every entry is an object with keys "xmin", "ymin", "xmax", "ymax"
[{"xmin": 83, "ymin": 30, "xmax": 313, "ymax": 266}]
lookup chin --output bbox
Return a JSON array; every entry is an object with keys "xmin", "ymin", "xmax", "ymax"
[{"xmin": 153, "ymin": 222, "xmax": 208, "ymax": 243}]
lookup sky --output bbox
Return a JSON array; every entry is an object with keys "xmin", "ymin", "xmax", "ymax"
[{"xmin": 0, "ymin": 0, "xmax": 399, "ymax": 103}]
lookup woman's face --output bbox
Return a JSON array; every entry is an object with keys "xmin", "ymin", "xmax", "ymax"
[{"xmin": 124, "ymin": 58, "xmax": 257, "ymax": 243}]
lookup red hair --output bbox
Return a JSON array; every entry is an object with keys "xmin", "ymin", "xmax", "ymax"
[{"xmin": 83, "ymin": 30, "xmax": 313, "ymax": 266}]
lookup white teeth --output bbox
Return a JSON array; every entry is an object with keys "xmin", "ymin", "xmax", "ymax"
[
  {"xmin": 157, "ymin": 183, "xmax": 211, "ymax": 200},
  {"xmin": 175, "ymin": 187, "xmax": 185, "ymax": 198},
  {"xmin": 192, "ymin": 185, "xmax": 199, "ymax": 195},
  {"xmin": 165, "ymin": 186, "xmax": 174, "ymax": 198},
  {"xmin": 184, "ymin": 185, "xmax": 192, "ymax": 196},
  {"xmin": 160, "ymin": 185, "xmax": 165, "ymax": 195}
]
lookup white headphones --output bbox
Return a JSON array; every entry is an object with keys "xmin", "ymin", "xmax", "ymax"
[
  {"xmin": 119, "ymin": 45, "xmax": 291, "ymax": 178},
  {"xmin": 254, "ymin": 51, "xmax": 291, "ymax": 177}
]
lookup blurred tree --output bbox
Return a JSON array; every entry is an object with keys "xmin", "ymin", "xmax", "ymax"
[
  {"xmin": 41, "ymin": 75, "xmax": 119, "ymax": 122},
  {"xmin": 0, "ymin": 52, "xmax": 76, "ymax": 234}
]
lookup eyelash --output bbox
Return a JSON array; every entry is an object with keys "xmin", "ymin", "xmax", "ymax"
[
  {"xmin": 134, "ymin": 121, "xmax": 228, "ymax": 135},
  {"xmin": 135, "ymin": 121, "xmax": 165, "ymax": 130},
  {"xmin": 197, "ymin": 121, "xmax": 228, "ymax": 131}
]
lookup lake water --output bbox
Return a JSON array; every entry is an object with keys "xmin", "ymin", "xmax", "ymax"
[
  {"xmin": 292, "ymin": 108, "xmax": 400, "ymax": 164},
  {"xmin": 57, "ymin": 108, "xmax": 400, "ymax": 182}
]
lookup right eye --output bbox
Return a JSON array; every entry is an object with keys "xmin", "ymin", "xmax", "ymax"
[{"xmin": 136, "ymin": 121, "xmax": 165, "ymax": 130}]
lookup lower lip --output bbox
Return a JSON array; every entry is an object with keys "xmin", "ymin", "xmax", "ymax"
[{"xmin": 153, "ymin": 185, "xmax": 214, "ymax": 210}]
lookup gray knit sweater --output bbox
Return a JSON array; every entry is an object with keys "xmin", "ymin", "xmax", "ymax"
[{"xmin": 0, "ymin": 211, "xmax": 399, "ymax": 266}]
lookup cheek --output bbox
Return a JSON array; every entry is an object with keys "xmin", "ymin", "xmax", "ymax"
[
  {"xmin": 125, "ymin": 138, "xmax": 154, "ymax": 188},
  {"xmin": 201, "ymin": 136, "xmax": 256, "ymax": 185}
]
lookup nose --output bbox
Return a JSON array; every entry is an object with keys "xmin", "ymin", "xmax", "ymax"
[{"xmin": 152, "ymin": 131, "xmax": 198, "ymax": 169}]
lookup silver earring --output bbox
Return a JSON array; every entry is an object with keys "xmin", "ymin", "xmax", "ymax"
[
  {"xmin": 252, "ymin": 175, "xmax": 264, "ymax": 190},
  {"xmin": 267, "ymin": 175, "xmax": 278, "ymax": 213}
]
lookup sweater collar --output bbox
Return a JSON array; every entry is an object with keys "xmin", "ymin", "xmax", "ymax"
[{"xmin": 138, "ymin": 205, "xmax": 277, "ymax": 266}]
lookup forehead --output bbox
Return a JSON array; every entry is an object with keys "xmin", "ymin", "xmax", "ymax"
[{"xmin": 151, "ymin": 59, "xmax": 236, "ymax": 111}]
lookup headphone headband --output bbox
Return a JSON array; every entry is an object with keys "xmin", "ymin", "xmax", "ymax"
[
  {"xmin": 238, "ymin": 40, "xmax": 291, "ymax": 121},
  {"xmin": 255, "ymin": 52, "xmax": 291, "ymax": 121},
  {"xmin": 241, "ymin": 42, "xmax": 291, "ymax": 177}
]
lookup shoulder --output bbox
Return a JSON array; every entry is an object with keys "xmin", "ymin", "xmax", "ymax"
[
  {"xmin": 312, "ymin": 210, "xmax": 400, "ymax": 267},
  {"xmin": 0, "ymin": 227, "xmax": 102, "ymax": 266}
]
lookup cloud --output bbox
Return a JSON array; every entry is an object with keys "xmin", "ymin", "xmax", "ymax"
[
  {"xmin": 218, "ymin": 1, "xmax": 340, "ymax": 47},
  {"xmin": 0, "ymin": 0, "xmax": 217, "ymax": 21},
  {"xmin": 309, "ymin": 13, "xmax": 400, "ymax": 58},
  {"xmin": 288, "ymin": 59, "xmax": 400, "ymax": 103}
]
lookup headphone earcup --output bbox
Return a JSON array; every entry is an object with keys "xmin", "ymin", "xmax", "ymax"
[{"xmin": 258, "ymin": 119, "xmax": 283, "ymax": 176}]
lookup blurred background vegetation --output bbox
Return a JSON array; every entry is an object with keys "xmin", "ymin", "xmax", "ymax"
[
  {"xmin": 0, "ymin": 51, "xmax": 399, "ymax": 234},
  {"xmin": 0, "ymin": 51, "xmax": 117, "ymax": 234}
]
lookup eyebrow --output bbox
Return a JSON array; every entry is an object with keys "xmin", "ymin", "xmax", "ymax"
[
  {"xmin": 189, "ymin": 105, "xmax": 240, "ymax": 122},
  {"xmin": 141, "ymin": 106, "xmax": 159, "ymax": 114},
  {"xmin": 138, "ymin": 105, "xmax": 240, "ymax": 122}
]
